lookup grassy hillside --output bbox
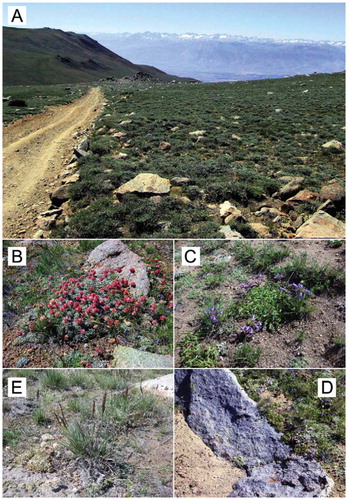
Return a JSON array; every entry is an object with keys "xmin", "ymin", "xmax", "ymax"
[
  {"xmin": 3, "ymin": 27, "xmax": 187, "ymax": 84},
  {"xmin": 52, "ymin": 71, "xmax": 344, "ymax": 239}
]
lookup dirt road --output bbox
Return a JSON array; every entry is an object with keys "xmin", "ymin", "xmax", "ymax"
[{"xmin": 3, "ymin": 87, "xmax": 104, "ymax": 238}]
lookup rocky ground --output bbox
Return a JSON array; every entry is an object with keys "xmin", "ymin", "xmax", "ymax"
[{"xmin": 3, "ymin": 370, "xmax": 173, "ymax": 497}]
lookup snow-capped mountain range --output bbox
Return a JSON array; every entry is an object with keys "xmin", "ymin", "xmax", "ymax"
[{"xmin": 89, "ymin": 31, "xmax": 345, "ymax": 82}]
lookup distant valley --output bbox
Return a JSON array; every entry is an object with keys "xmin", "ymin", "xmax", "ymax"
[{"xmin": 90, "ymin": 32, "xmax": 346, "ymax": 82}]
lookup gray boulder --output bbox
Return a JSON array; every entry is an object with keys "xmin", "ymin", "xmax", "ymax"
[
  {"xmin": 176, "ymin": 369, "xmax": 334, "ymax": 498},
  {"xmin": 175, "ymin": 369, "xmax": 290, "ymax": 467},
  {"xmin": 112, "ymin": 346, "xmax": 173, "ymax": 368},
  {"xmin": 86, "ymin": 240, "xmax": 150, "ymax": 297},
  {"xmin": 229, "ymin": 456, "xmax": 334, "ymax": 497}
]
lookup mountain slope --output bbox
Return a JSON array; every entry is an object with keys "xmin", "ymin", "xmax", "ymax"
[
  {"xmin": 3, "ymin": 27, "xmax": 189, "ymax": 85},
  {"xmin": 91, "ymin": 32, "xmax": 346, "ymax": 82}
]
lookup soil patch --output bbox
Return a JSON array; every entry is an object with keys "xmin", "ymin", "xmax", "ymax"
[{"xmin": 175, "ymin": 413, "xmax": 245, "ymax": 497}]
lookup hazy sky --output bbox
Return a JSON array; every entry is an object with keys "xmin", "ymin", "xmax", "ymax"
[{"xmin": 3, "ymin": 3, "xmax": 345, "ymax": 41}]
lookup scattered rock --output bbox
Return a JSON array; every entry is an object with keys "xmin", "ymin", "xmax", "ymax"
[
  {"xmin": 73, "ymin": 147, "xmax": 88, "ymax": 158},
  {"xmin": 319, "ymin": 183, "xmax": 345, "ymax": 204},
  {"xmin": 112, "ymin": 346, "xmax": 173, "ymax": 368},
  {"xmin": 277, "ymin": 178, "xmax": 304, "ymax": 200},
  {"xmin": 86, "ymin": 240, "xmax": 150, "ymax": 297},
  {"xmin": 115, "ymin": 173, "xmax": 171, "ymax": 196},
  {"xmin": 219, "ymin": 226, "xmax": 244, "ymax": 239},
  {"xmin": 77, "ymin": 137, "xmax": 89, "ymax": 151},
  {"xmin": 16, "ymin": 357, "xmax": 30, "ymax": 368},
  {"xmin": 159, "ymin": 141, "xmax": 171, "ymax": 151},
  {"xmin": 189, "ymin": 130, "xmax": 206, "ymax": 137},
  {"xmin": 50, "ymin": 185, "xmax": 70, "ymax": 206},
  {"xmin": 120, "ymin": 120, "xmax": 132, "ymax": 126},
  {"xmin": 33, "ymin": 230, "xmax": 44, "ymax": 239},
  {"xmin": 41, "ymin": 434, "xmax": 54, "ymax": 442},
  {"xmin": 220, "ymin": 201, "xmax": 237, "ymax": 218},
  {"xmin": 40, "ymin": 208, "xmax": 63, "ymax": 217},
  {"xmin": 139, "ymin": 374, "xmax": 174, "ymax": 398},
  {"xmin": 249, "ymin": 222, "xmax": 272, "ymax": 238},
  {"xmin": 295, "ymin": 211, "xmax": 345, "ymax": 238},
  {"xmin": 322, "ymin": 139, "xmax": 343, "ymax": 153},
  {"xmin": 171, "ymin": 177, "xmax": 192, "ymax": 186},
  {"xmin": 254, "ymin": 207, "xmax": 281, "ymax": 217},
  {"xmin": 113, "ymin": 131, "xmax": 127, "ymax": 138},
  {"xmin": 113, "ymin": 152, "xmax": 128, "ymax": 159},
  {"xmin": 62, "ymin": 174, "xmax": 80, "ymax": 185},
  {"xmin": 287, "ymin": 190, "xmax": 319, "ymax": 203}
]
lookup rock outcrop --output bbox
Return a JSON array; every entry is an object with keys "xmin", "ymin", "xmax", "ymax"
[
  {"xmin": 176, "ymin": 369, "xmax": 334, "ymax": 498},
  {"xmin": 175, "ymin": 369, "xmax": 290, "ymax": 467},
  {"xmin": 229, "ymin": 456, "xmax": 334, "ymax": 497},
  {"xmin": 85, "ymin": 240, "xmax": 149, "ymax": 297}
]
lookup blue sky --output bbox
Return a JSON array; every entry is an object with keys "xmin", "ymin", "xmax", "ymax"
[{"xmin": 3, "ymin": 3, "xmax": 345, "ymax": 41}]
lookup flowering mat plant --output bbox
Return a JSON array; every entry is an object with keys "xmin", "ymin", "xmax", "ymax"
[
  {"xmin": 175, "ymin": 240, "xmax": 345, "ymax": 369},
  {"xmin": 3, "ymin": 241, "xmax": 173, "ymax": 368}
]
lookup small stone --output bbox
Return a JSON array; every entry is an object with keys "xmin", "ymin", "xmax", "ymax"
[
  {"xmin": 277, "ymin": 178, "xmax": 304, "ymax": 200},
  {"xmin": 73, "ymin": 147, "xmax": 87, "ymax": 158},
  {"xmin": 287, "ymin": 190, "xmax": 319, "ymax": 203},
  {"xmin": 171, "ymin": 177, "xmax": 192, "ymax": 186},
  {"xmin": 320, "ymin": 183, "xmax": 345, "ymax": 203},
  {"xmin": 16, "ymin": 356, "xmax": 30, "ymax": 368},
  {"xmin": 189, "ymin": 130, "xmax": 206, "ymax": 137},
  {"xmin": 50, "ymin": 185, "xmax": 70, "ymax": 206},
  {"xmin": 62, "ymin": 174, "xmax": 80, "ymax": 185},
  {"xmin": 41, "ymin": 434, "xmax": 54, "ymax": 442},
  {"xmin": 33, "ymin": 230, "xmax": 44, "ymax": 239},
  {"xmin": 249, "ymin": 223, "xmax": 272, "ymax": 238},
  {"xmin": 219, "ymin": 225, "xmax": 244, "ymax": 239},
  {"xmin": 322, "ymin": 139, "xmax": 343, "ymax": 153},
  {"xmin": 113, "ymin": 152, "xmax": 128, "ymax": 159},
  {"xmin": 78, "ymin": 137, "xmax": 89, "ymax": 151},
  {"xmin": 159, "ymin": 141, "xmax": 171, "ymax": 151}
]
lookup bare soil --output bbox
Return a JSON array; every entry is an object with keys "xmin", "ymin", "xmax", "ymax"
[
  {"xmin": 175, "ymin": 413, "xmax": 245, "ymax": 497},
  {"xmin": 3, "ymin": 87, "xmax": 104, "ymax": 238},
  {"xmin": 175, "ymin": 240, "xmax": 345, "ymax": 368}
]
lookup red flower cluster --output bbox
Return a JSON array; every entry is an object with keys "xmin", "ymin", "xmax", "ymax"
[{"xmin": 26, "ymin": 265, "xmax": 172, "ymax": 343}]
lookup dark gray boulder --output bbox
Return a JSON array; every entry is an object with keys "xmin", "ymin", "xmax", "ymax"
[
  {"xmin": 175, "ymin": 369, "xmax": 290, "ymax": 467},
  {"xmin": 176, "ymin": 369, "xmax": 334, "ymax": 498},
  {"xmin": 229, "ymin": 456, "xmax": 333, "ymax": 497}
]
